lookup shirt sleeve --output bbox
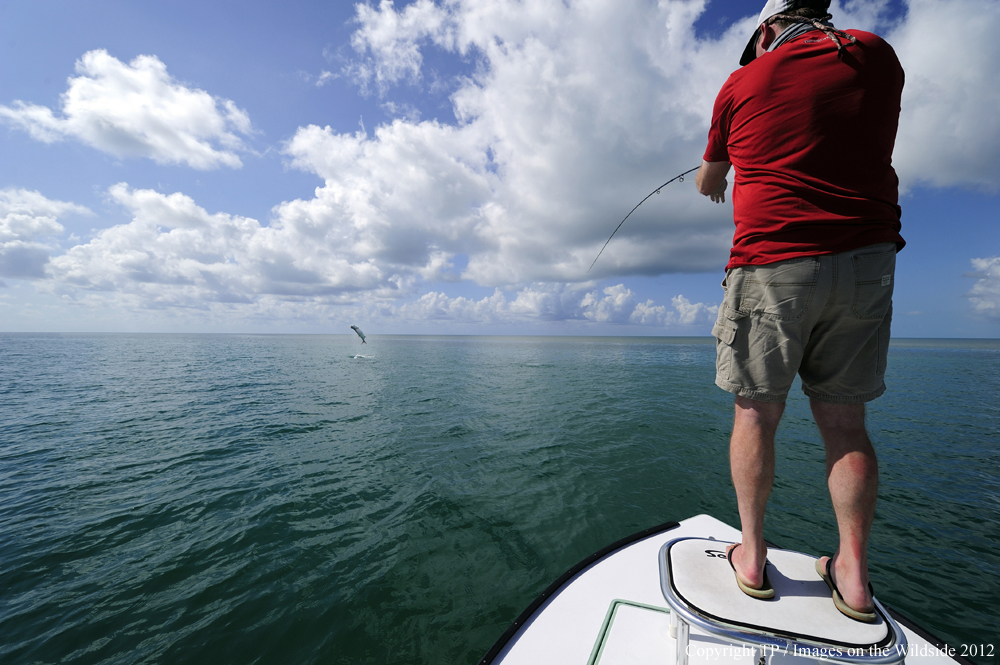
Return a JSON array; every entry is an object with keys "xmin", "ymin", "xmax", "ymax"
[{"xmin": 704, "ymin": 79, "xmax": 733, "ymax": 163}]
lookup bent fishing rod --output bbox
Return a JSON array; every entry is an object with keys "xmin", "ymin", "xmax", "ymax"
[{"xmin": 587, "ymin": 165, "xmax": 700, "ymax": 273}]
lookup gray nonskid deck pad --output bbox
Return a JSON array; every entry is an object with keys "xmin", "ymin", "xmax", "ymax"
[{"xmin": 667, "ymin": 538, "xmax": 889, "ymax": 647}]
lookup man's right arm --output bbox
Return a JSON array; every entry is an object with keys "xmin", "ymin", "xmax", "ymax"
[{"xmin": 696, "ymin": 160, "xmax": 731, "ymax": 203}]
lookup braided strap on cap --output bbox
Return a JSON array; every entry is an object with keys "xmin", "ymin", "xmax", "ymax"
[{"xmin": 768, "ymin": 13, "xmax": 858, "ymax": 56}]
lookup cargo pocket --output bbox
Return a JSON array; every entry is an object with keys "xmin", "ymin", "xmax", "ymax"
[
  {"xmin": 852, "ymin": 249, "xmax": 896, "ymax": 320},
  {"xmin": 739, "ymin": 258, "xmax": 819, "ymax": 321},
  {"xmin": 712, "ymin": 303, "xmax": 746, "ymax": 381},
  {"xmin": 712, "ymin": 317, "xmax": 739, "ymax": 345}
]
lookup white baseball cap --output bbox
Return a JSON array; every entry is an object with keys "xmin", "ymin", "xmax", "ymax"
[{"xmin": 739, "ymin": 0, "xmax": 831, "ymax": 66}]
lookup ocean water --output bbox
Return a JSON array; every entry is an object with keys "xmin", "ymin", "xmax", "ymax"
[{"xmin": 0, "ymin": 333, "xmax": 997, "ymax": 665}]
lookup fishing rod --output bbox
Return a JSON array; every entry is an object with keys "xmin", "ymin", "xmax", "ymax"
[{"xmin": 587, "ymin": 165, "xmax": 700, "ymax": 273}]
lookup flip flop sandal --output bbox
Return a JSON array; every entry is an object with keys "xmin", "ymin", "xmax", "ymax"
[
  {"xmin": 728, "ymin": 543, "xmax": 775, "ymax": 599},
  {"xmin": 815, "ymin": 557, "xmax": 877, "ymax": 623}
]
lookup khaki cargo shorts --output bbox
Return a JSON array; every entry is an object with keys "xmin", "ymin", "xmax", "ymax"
[{"xmin": 712, "ymin": 243, "xmax": 896, "ymax": 403}]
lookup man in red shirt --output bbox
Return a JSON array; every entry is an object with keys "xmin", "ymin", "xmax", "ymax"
[{"xmin": 696, "ymin": 0, "xmax": 904, "ymax": 622}]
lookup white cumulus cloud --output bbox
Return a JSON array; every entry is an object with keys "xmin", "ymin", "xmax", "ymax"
[
  {"xmin": 292, "ymin": 0, "xmax": 744, "ymax": 290},
  {"xmin": 346, "ymin": 0, "xmax": 458, "ymax": 93},
  {"xmin": 968, "ymin": 257, "xmax": 1000, "ymax": 320},
  {"xmin": 47, "ymin": 184, "xmax": 263, "ymax": 306},
  {"xmin": 40, "ymin": 184, "xmax": 719, "ymax": 328},
  {"xmin": 395, "ymin": 282, "xmax": 717, "ymax": 328},
  {"xmin": 45, "ymin": 183, "xmax": 411, "ymax": 309},
  {"xmin": 628, "ymin": 294, "xmax": 718, "ymax": 326},
  {"xmin": 0, "ymin": 189, "xmax": 90, "ymax": 281},
  {"xmin": 887, "ymin": 0, "xmax": 1000, "ymax": 191},
  {"xmin": 582, "ymin": 284, "xmax": 637, "ymax": 323},
  {"xmin": 0, "ymin": 49, "xmax": 253, "ymax": 170}
]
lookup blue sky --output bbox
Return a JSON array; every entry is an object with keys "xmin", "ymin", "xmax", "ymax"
[{"xmin": 1, "ymin": 0, "xmax": 997, "ymax": 336}]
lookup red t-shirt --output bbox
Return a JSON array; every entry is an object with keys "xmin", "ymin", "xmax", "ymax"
[{"xmin": 705, "ymin": 30, "xmax": 905, "ymax": 269}]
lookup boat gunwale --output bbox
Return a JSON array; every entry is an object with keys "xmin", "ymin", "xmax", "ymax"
[{"xmin": 477, "ymin": 520, "xmax": 681, "ymax": 665}]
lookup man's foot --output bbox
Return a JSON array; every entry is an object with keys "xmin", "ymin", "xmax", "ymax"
[
  {"xmin": 816, "ymin": 556, "xmax": 876, "ymax": 622},
  {"xmin": 727, "ymin": 543, "xmax": 774, "ymax": 599}
]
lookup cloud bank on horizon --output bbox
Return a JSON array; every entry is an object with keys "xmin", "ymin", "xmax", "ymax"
[{"xmin": 2, "ymin": 0, "xmax": 999, "ymax": 330}]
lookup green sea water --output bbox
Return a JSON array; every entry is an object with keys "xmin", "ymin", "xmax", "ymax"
[{"xmin": 0, "ymin": 334, "xmax": 997, "ymax": 664}]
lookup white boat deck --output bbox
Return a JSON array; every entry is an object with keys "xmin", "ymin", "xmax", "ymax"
[{"xmin": 489, "ymin": 515, "xmax": 961, "ymax": 665}]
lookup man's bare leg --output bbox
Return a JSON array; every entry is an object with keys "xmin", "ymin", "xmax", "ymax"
[
  {"xmin": 811, "ymin": 399, "xmax": 878, "ymax": 613},
  {"xmin": 728, "ymin": 395, "xmax": 784, "ymax": 590}
]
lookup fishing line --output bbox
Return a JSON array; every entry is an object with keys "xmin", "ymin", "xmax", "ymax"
[{"xmin": 587, "ymin": 165, "xmax": 700, "ymax": 273}]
